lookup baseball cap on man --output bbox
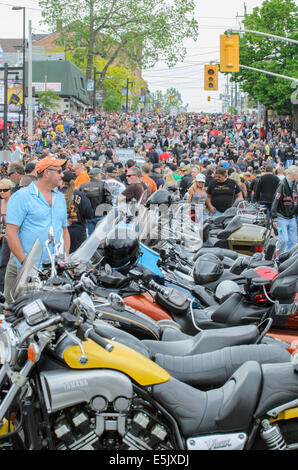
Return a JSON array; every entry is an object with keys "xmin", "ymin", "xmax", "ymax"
[
  {"xmin": 89, "ymin": 167, "xmax": 102, "ymax": 175},
  {"xmin": 105, "ymin": 165, "xmax": 117, "ymax": 174},
  {"xmin": 62, "ymin": 170, "xmax": 76, "ymax": 183},
  {"xmin": 36, "ymin": 156, "xmax": 66, "ymax": 174}
]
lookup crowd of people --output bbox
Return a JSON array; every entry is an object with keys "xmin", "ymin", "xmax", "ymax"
[{"xmin": 0, "ymin": 109, "xmax": 297, "ymax": 303}]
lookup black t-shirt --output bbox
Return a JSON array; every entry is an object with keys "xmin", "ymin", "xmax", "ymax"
[
  {"xmin": 254, "ymin": 173, "xmax": 280, "ymax": 203},
  {"xmin": 62, "ymin": 189, "xmax": 94, "ymax": 228},
  {"xmin": 207, "ymin": 178, "xmax": 241, "ymax": 212}
]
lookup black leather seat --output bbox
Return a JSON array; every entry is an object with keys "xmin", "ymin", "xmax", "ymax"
[
  {"xmin": 217, "ymin": 216, "xmax": 243, "ymax": 240},
  {"xmin": 192, "ymin": 293, "xmax": 269, "ymax": 329},
  {"xmin": 143, "ymin": 324, "xmax": 260, "ymax": 356},
  {"xmin": 152, "ymin": 361, "xmax": 262, "ymax": 436},
  {"xmin": 154, "ymin": 344, "xmax": 290, "ymax": 388},
  {"xmin": 270, "ymin": 256, "xmax": 298, "ymax": 300},
  {"xmin": 254, "ymin": 362, "xmax": 298, "ymax": 418}
]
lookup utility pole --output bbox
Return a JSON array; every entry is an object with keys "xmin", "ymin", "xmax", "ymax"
[
  {"xmin": 93, "ymin": 66, "xmax": 103, "ymax": 113},
  {"xmin": 235, "ymin": 2, "xmax": 247, "ymax": 117},
  {"xmin": 125, "ymin": 78, "xmax": 133, "ymax": 113},
  {"xmin": 3, "ymin": 63, "xmax": 8, "ymax": 146},
  {"xmin": 28, "ymin": 20, "xmax": 33, "ymax": 136}
]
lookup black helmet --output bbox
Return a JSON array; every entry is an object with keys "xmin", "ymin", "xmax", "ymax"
[
  {"xmin": 103, "ymin": 226, "xmax": 140, "ymax": 270},
  {"xmin": 193, "ymin": 253, "xmax": 224, "ymax": 285},
  {"xmin": 146, "ymin": 189, "xmax": 173, "ymax": 207}
]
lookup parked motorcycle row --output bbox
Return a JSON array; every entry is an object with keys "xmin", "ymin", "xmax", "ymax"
[{"xmin": 0, "ymin": 194, "xmax": 298, "ymax": 451}]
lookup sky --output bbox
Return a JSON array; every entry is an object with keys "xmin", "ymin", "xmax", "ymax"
[{"xmin": 0, "ymin": 0, "xmax": 265, "ymax": 112}]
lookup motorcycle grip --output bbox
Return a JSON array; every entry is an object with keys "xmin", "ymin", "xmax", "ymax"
[
  {"xmin": 88, "ymin": 330, "xmax": 114, "ymax": 352},
  {"xmin": 78, "ymin": 324, "xmax": 114, "ymax": 352}
]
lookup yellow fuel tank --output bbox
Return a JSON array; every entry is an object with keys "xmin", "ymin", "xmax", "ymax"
[{"xmin": 63, "ymin": 338, "xmax": 170, "ymax": 386}]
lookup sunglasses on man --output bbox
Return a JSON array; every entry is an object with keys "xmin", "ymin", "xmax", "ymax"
[{"xmin": 47, "ymin": 168, "xmax": 63, "ymax": 174}]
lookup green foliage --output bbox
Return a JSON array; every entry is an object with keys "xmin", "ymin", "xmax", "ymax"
[
  {"xmin": 229, "ymin": 0, "xmax": 298, "ymax": 115},
  {"xmin": 103, "ymin": 90, "xmax": 122, "ymax": 111},
  {"xmin": 148, "ymin": 88, "xmax": 184, "ymax": 112},
  {"xmin": 39, "ymin": 0, "xmax": 198, "ymax": 81},
  {"xmin": 38, "ymin": 90, "xmax": 61, "ymax": 110}
]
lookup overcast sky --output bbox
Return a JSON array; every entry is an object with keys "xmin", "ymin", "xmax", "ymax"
[{"xmin": 0, "ymin": 0, "xmax": 265, "ymax": 112}]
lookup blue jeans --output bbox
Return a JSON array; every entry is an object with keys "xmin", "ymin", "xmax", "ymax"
[
  {"xmin": 277, "ymin": 216, "xmax": 297, "ymax": 256},
  {"xmin": 213, "ymin": 210, "xmax": 223, "ymax": 217},
  {"xmin": 87, "ymin": 216, "xmax": 104, "ymax": 235}
]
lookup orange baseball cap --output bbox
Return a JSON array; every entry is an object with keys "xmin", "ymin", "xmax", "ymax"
[{"xmin": 35, "ymin": 156, "xmax": 66, "ymax": 174}]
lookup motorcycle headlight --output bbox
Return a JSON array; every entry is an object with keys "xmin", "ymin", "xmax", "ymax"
[{"xmin": 0, "ymin": 324, "xmax": 18, "ymax": 366}]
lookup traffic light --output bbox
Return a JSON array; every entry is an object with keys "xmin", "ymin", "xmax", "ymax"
[
  {"xmin": 169, "ymin": 95, "xmax": 173, "ymax": 102},
  {"xmin": 207, "ymin": 96, "xmax": 211, "ymax": 102},
  {"xmin": 204, "ymin": 64, "xmax": 218, "ymax": 91},
  {"xmin": 220, "ymin": 34, "xmax": 239, "ymax": 72}
]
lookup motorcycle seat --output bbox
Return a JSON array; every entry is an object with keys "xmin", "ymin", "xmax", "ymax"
[
  {"xmin": 217, "ymin": 216, "xmax": 243, "ymax": 240},
  {"xmin": 254, "ymin": 362, "xmax": 298, "ymax": 419},
  {"xmin": 276, "ymin": 255, "xmax": 298, "ymax": 277},
  {"xmin": 194, "ymin": 247, "xmax": 239, "ymax": 262},
  {"xmin": 270, "ymin": 256, "xmax": 298, "ymax": 299},
  {"xmin": 211, "ymin": 208, "xmax": 237, "ymax": 226},
  {"xmin": 192, "ymin": 293, "xmax": 270, "ymax": 329},
  {"xmin": 191, "ymin": 285, "xmax": 219, "ymax": 307},
  {"xmin": 152, "ymin": 361, "xmax": 263, "ymax": 436},
  {"xmin": 154, "ymin": 344, "xmax": 290, "ymax": 388},
  {"xmin": 142, "ymin": 324, "xmax": 260, "ymax": 356}
]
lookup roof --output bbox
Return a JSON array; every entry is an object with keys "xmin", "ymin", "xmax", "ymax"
[
  {"xmin": 0, "ymin": 35, "xmax": 49, "ymax": 52},
  {"xmin": 0, "ymin": 39, "xmax": 24, "ymax": 53},
  {"xmin": 25, "ymin": 60, "xmax": 90, "ymax": 105}
]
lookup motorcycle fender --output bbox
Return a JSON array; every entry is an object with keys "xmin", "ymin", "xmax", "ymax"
[
  {"xmin": 270, "ymin": 407, "xmax": 298, "ymax": 423},
  {"xmin": 0, "ymin": 418, "xmax": 13, "ymax": 435},
  {"xmin": 63, "ymin": 338, "xmax": 170, "ymax": 386}
]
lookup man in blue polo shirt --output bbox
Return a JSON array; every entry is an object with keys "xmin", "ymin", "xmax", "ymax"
[{"xmin": 4, "ymin": 155, "xmax": 70, "ymax": 303}]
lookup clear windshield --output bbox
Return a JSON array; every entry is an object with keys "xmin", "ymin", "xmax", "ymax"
[
  {"xmin": 133, "ymin": 203, "xmax": 203, "ymax": 252},
  {"xmin": 10, "ymin": 237, "xmax": 43, "ymax": 301},
  {"xmin": 68, "ymin": 208, "xmax": 121, "ymax": 265}
]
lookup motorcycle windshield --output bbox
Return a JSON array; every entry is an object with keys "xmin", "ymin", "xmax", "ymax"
[
  {"xmin": 10, "ymin": 237, "xmax": 43, "ymax": 301},
  {"xmin": 68, "ymin": 208, "xmax": 120, "ymax": 265},
  {"xmin": 135, "ymin": 203, "xmax": 203, "ymax": 251}
]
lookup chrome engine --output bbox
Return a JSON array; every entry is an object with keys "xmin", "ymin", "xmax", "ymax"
[{"xmin": 40, "ymin": 369, "xmax": 173, "ymax": 450}]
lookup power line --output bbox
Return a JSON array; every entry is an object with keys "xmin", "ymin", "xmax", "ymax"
[{"xmin": 0, "ymin": 1, "xmax": 41, "ymax": 10}]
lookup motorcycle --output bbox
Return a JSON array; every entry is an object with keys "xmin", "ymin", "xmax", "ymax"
[
  {"xmin": 202, "ymin": 214, "xmax": 273, "ymax": 256},
  {"xmin": 12, "ymin": 234, "xmax": 287, "ymax": 353},
  {"xmin": 1, "ymin": 271, "xmax": 298, "ymax": 450},
  {"xmin": 52, "ymin": 208, "xmax": 296, "ymax": 345},
  {"xmin": 142, "ymin": 191, "xmax": 272, "ymax": 257}
]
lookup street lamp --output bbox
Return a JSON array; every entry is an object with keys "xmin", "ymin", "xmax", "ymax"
[{"xmin": 12, "ymin": 6, "xmax": 25, "ymax": 127}]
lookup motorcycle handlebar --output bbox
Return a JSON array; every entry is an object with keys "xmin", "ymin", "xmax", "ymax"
[{"xmin": 77, "ymin": 324, "xmax": 114, "ymax": 352}]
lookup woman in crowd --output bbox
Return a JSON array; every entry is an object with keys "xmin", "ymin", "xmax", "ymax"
[
  {"xmin": 61, "ymin": 170, "xmax": 94, "ymax": 253},
  {"xmin": 229, "ymin": 169, "xmax": 248, "ymax": 199},
  {"xmin": 187, "ymin": 173, "xmax": 207, "ymax": 223}
]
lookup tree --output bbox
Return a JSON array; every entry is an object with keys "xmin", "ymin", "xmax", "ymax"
[
  {"xmin": 38, "ymin": 90, "xmax": 61, "ymax": 111},
  {"xmin": 103, "ymin": 90, "xmax": 122, "ymax": 111},
  {"xmin": 229, "ymin": 0, "xmax": 298, "ymax": 116},
  {"xmin": 66, "ymin": 53, "xmax": 146, "ymax": 109},
  {"xmin": 39, "ymin": 0, "xmax": 198, "ymax": 84},
  {"xmin": 148, "ymin": 88, "xmax": 185, "ymax": 113}
]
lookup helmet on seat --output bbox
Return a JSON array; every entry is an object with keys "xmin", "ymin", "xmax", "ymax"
[
  {"xmin": 215, "ymin": 280, "xmax": 241, "ymax": 303},
  {"xmin": 146, "ymin": 189, "xmax": 174, "ymax": 207},
  {"xmin": 103, "ymin": 226, "xmax": 140, "ymax": 271},
  {"xmin": 193, "ymin": 253, "xmax": 224, "ymax": 284}
]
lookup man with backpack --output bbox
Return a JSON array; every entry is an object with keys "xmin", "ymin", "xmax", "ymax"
[{"xmin": 80, "ymin": 167, "xmax": 113, "ymax": 235}]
